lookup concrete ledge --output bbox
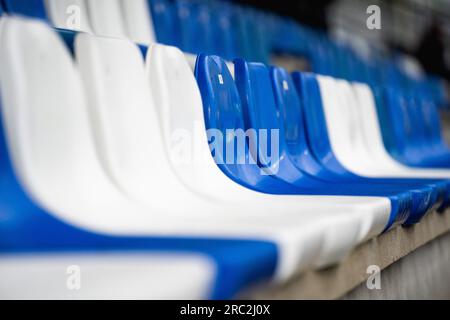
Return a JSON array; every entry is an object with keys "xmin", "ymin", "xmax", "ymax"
[{"xmin": 244, "ymin": 209, "xmax": 450, "ymax": 299}]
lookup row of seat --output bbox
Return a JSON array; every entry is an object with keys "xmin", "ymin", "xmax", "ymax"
[
  {"xmin": 1, "ymin": 0, "xmax": 447, "ymax": 111},
  {"xmin": 149, "ymin": 0, "xmax": 450, "ymax": 111},
  {"xmin": 0, "ymin": 14, "xmax": 450, "ymax": 297},
  {"xmin": 0, "ymin": 0, "xmax": 155, "ymax": 41},
  {"xmin": 0, "ymin": 4, "xmax": 450, "ymax": 299}
]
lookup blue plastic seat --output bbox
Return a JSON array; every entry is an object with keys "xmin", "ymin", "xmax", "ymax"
[
  {"xmin": 1, "ymin": 0, "xmax": 48, "ymax": 19},
  {"xmin": 238, "ymin": 8, "xmax": 269, "ymax": 63},
  {"xmin": 418, "ymin": 92, "xmax": 450, "ymax": 162},
  {"xmin": 174, "ymin": 0, "xmax": 212, "ymax": 55},
  {"xmin": 229, "ymin": 5, "xmax": 253, "ymax": 61},
  {"xmin": 149, "ymin": 0, "xmax": 179, "ymax": 46},
  {"xmin": 208, "ymin": 1, "xmax": 236, "ymax": 60}
]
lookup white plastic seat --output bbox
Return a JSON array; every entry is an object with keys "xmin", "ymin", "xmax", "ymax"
[
  {"xmin": 45, "ymin": 0, "xmax": 92, "ymax": 33},
  {"xmin": 120, "ymin": 0, "xmax": 155, "ymax": 44},
  {"xmin": 326, "ymin": 78, "xmax": 391, "ymax": 176},
  {"xmin": 85, "ymin": 0, "xmax": 127, "ymax": 39},
  {"xmin": 0, "ymin": 17, "xmax": 381, "ymax": 284},
  {"xmin": 318, "ymin": 75, "xmax": 450, "ymax": 179},
  {"xmin": 83, "ymin": 0, "xmax": 155, "ymax": 44}
]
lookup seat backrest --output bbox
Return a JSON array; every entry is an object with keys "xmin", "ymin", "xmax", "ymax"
[
  {"xmin": 418, "ymin": 95, "xmax": 445, "ymax": 148},
  {"xmin": 195, "ymin": 55, "xmax": 252, "ymax": 182},
  {"xmin": 370, "ymin": 86, "xmax": 399, "ymax": 156},
  {"xmin": 146, "ymin": 44, "xmax": 234, "ymax": 197},
  {"xmin": 234, "ymin": 59, "xmax": 284, "ymax": 174},
  {"xmin": 175, "ymin": 0, "xmax": 210, "ymax": 54},
  {"xmin": 208, "ymin": 1, "xmax": 235, "ymax": 60},
  {"xmin": 291, "ymin": 72, "xmax": 349, "ymax": 175},
  {"xmin": 271, "ymin": 67, "xmax": 308, "ymax": 159},
  {"xmin": 238, "ymin": 8, "xmax": 269, "ymax": 63},
  {"xmin": 120, "ymin": 0, "xmax": 155, "ymax": 44},
  {"xmin": 382, "ymin": 88, "xmax": 414, "ymax": 156},
  {"xmin": 229, "ymin": 5, "xmax": 251, "ymax": 60},
  {"xmin": 270, "ymin": 67, "xmax": 329, "ymax": 177},
  {"xmin": 85, "ymin": 0, "xmax": 127, "ymax": 38},
  {"xmin": 321, "ymin": 78, "xmax": 398, "ymax": 174},
  {"xmin": 407, "ymin": 93, "xmax": 431, "ymax": 150},
  {"xmin": 348, "ymin": 83, "xmax": 385, "ymax": 160},
  {"xmin": 2, "ymin": 0, "xmax": 48, "ymax": 20},
  {"xmin": 149, "ymin": 0, "xmax": 179, "ymax": 46},
  {"xmin": 384, "ymin": 89, "xmax": 432, "ymax": 155},
  {"xmin": 316, "ymin": 76, "xmax": 361, "ymax": 170},
  {"xmin": 334, "ymin": 79, "xmax": 368, "ymax": 156}
]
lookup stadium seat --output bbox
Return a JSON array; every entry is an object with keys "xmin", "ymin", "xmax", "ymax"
[
  {"xmin": 120, "ymin": 0, "xmax": 155, "ymax": 44},
  {"xmin": 149, "ymin": 0, "xmax": 179, "ymax": 46},
  {"xmin": 174, "ymin": 0, "xmax": 209, "ymax": 55},
  {"xmin": 85, "ymin": 0, "xmax": 127, "ymax": 39},
  {"xmin": 2, "ymin": 0, "xmax": 48, "ymax": 19},
  {"xmin": 208, "ymin": 1, "xmax": 235, "ymax": 60}
]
